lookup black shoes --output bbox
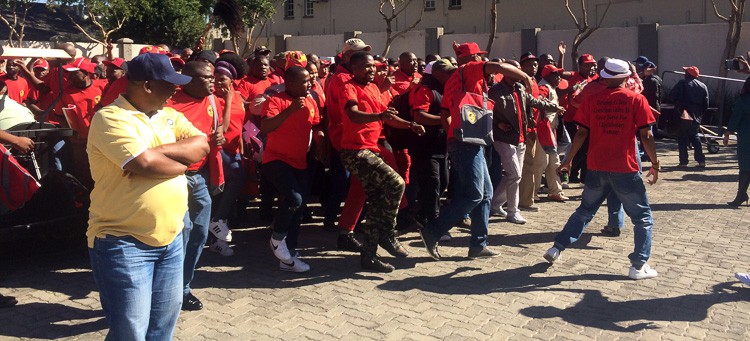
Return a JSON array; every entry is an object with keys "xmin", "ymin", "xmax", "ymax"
[
  {"xmin": 0, "ymin": 294, "xmax": 17, "ymax": 308},
  {"xmin": 337, "ymin": 233, "xmax": 363, "ymax": 252},
  {"xmin": 360, "ymin": 255, "xmax": 395, "ymax": 273},
  {"xmin": 419, "ymin": 228, "xmax": 441, "ymax": 260},
  {"xmin": 468, "ymin": 246, "xmax": 499, "ymax": 259},
  {"xmin": 182, "ymin": 293, "xmax": 203, "ymax": 311},
  {"xmin": 378, "ymin": 235, "xmax": 409, "ymax": 258},
  {"xmin": 728, "ymin": 192, "xmax": 750, "ymax": 207},
  {"xmin": 600, "ymin": 226, "xmax": 622, "ymax": 237}
]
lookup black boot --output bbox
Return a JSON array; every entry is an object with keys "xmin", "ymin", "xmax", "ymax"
[
  {"xmin": 337, "ymin": 233, "xmax": 363, "ymax": 252},
  {"xmin": 729, "ymin": 171, "xmax": 750, "ymax": 207},
  {"xmin": 378, "ymin": 232, "xmax": 409, "ymax": 258},
  {"xmin": 360, "ymin": 246, "xmax": 394, "ymax": 273}
]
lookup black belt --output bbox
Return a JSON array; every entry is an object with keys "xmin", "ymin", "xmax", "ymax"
[{"xmin": 186, "ymin": 170, "xmax": 199, "ymax": 176}]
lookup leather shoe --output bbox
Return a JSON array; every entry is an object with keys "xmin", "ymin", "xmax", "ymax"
[
  {"xmin": 361, "ymin": 255, "xmax": 395, "ymax": 273},
  {"xmin": 182, "ymin": 293, "xmax": 203, "ymax": 311},
  {"xmin": 337, "ymin": 233, "xmax": 363, "ymax": 252},
  {"xmin": 378, "ymin": 235, "xmax": 409, "ymax": 258},
  {"xmin": 468, "ymin": 246, "xmax": 500, "ymax": 259}
]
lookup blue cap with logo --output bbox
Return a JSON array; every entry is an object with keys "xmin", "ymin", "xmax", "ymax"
[{"xmin": 127, "ymin": 53, "xmax": 192, "ymax": 85}]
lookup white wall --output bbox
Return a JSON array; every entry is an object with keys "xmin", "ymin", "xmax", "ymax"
[
  {"xmin": 286, "ymin": 34, "xmax": 344, "ymax": 57},
  {"xmin": 359, "ymin": 30, "xmax": 426, "ymax": 58}
]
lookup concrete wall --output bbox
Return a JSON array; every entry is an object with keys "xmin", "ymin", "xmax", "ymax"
[
  {"xmin": 286, "ymin": 34, "xmax": 345, "ymax": 56},
  {"xmin": 267, "ymin": 0, "xmax": 736, "ymax": 37},
  {"xmin": 360, "ymin": 30, "xmax": 427, "ymax": 58},
  {"xmin": 537, "ymin": 27, "xmax": 638, "ymax": 71},
  {"xmin": 439, "ymin": 32, "xmax": 522, "ymax": 61}
]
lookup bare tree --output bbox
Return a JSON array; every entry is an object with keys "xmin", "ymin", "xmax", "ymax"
[
  {"xmin": 0, "ymin": 0, "xmax": 32, "ymax": 47},
  {"xmin": 711, "ymin": 0, "xmax": 746, "ymax": 124},
  {"xmin": 486, "ymin": 1, "xmax": 498, "ymax": 54},
  {"xmin": 563, "ymin": 0, "xmax": 612, "ymax": 70},
  {"xmin": 379, "ymin": 0, "xmax": 425, "ymax": 57}
]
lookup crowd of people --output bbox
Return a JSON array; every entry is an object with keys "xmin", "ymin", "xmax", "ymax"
[{"xmin": 4, "ymin": 36, "xmax": 750, "ymax": 339}]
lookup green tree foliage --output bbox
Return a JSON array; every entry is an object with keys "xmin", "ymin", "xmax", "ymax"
[{"xmin": 115, "ymin": 0, "xmax": 206, "ymax": 48}]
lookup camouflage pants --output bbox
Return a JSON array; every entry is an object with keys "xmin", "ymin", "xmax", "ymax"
[{"xmin": 340, "ymin": 149, "xmax": 405, "ymax": 255}]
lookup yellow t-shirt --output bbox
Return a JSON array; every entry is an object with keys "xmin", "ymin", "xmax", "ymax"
[{"xmin": 86, "ymin": 95, "xmax": 205, "ymax": 248}]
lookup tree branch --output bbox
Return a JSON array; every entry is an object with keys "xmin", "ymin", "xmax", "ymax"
[
  {"xmin": 391, "ymin": 1, "xmax": 423, "ymax": 41},
  {"xmin": 379, "ymin": 1, "xmax": 388, "ymax": 20},
  {"xmin": 63, "ymin": 11, "xmax": 105, "ymax": 45},
  {"xmin": 595, "ymin": 0, "xmax": 612, "ymax": 28},
  {"xmin": 711, "ymin": 0, "xmax": 730, "ymax": 22},
  {"xmin": 580, "ymin": 0, "xmax": 589, "ymax": 28},
  {"xmin": 564, "ymin": 0, "xmax": 582, "ymax": 30},
  {"xmin": 392, "ymin": 0, "xmax": 414, "ymax": 19}
]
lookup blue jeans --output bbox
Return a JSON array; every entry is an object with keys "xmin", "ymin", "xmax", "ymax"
[
  {"xmin": 553, "ymin": 170, "xmax": 654, "ymax": 267},
  {"xmin": 183, "ymin": 169, "xmax": 211, "ymax": 296},
  {"xmin": 323, "ymin": 149, "xmax": 350, "ymax": 226},
  {"xmin": 213, "ymin": 150, "xmax": 246, "ymax": 220},
  {"xmin": 428, "ymin": 142, "xmax": 491, "ymax": 248},
  {"xmin": 606, "ymin": 140, "xmax": 643, "ymax": 229},
  {"xmin": 262, "ymin": 160, "xmax": 309, "ymax": 252},
  {"xmin": 89, "ymin": 233, "xmax": 184, "ymax": 341}
]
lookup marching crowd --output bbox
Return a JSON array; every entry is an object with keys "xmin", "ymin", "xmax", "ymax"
[{"xmin": 7, "ymin": 35, "xmax": 746, "ymax": 339}]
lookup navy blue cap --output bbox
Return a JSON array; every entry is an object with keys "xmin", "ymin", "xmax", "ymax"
[
  {"xmin": 633, "ymin": 56, "xmax": 650, "ymax": 65},
  {"xmin": 127, "ymin": 53, "xmax": 192, "ymax": 85}
]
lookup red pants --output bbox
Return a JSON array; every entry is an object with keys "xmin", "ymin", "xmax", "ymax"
[{"xmin": 338, "ymin": 148, "xmax": 407, "ymax": 232}]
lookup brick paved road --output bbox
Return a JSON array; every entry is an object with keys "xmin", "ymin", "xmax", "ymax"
[{"xmin": 2, "ymin": 140, "xmax": 750, "ymax": 340}]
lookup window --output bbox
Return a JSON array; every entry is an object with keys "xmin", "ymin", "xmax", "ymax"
[
  {"xmin": 305, "ymin": 0, "xmax": 314, "ymax": 17},
  {"xmin": 425, "ymin": 0, "xmax": 435, "ymax": 10},
  {"xmin": 449, "ymin": 0, "xmax": 461, "ymax": 8},
  {"xmin": 284, "ymin": 0, "xmax": 294, "ymax": 18}
]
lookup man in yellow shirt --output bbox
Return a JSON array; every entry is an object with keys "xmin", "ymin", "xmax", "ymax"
[{"xmin": 87, "ymin": 53, "xmax": 208, "ymax": 340}]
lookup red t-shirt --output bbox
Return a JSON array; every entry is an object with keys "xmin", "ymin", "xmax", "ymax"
[
  {"xmin": 340, "ymin": 80, "xmax": 385, "ymax": 153},
  {"xmin": 441, "ymin": 61, "xmax": 487, "ymax": 140},
  {"xmin": 99, "ymin": 75, "xmax": 128, "ymax": 108},
  {"xmin": 410, "ymin": 86, "xmax": 434, "ymax": 113},
  {"xmin": 392, "ymin": 69, "xmax": 421, "ymax": 96},
  {"xmin": 268, "ymin": 67, "xmax": 284, "ymax": 85},
  {"xmin": 562, "ymin": 71, "xmax": 598, "ymax": 123},
  {"xmin": 216, "ymin": 90, "xmax": 246, "ymax": 154},
  {"xmin": 574, "ymin": 87, "xmax": 655, "ymax": 173},
  {"xmin": 310, "ymin": 80, "xmax": 326, "ymax": 109},
  {"xmin": 261, "ymin": 92, "xmax": 320, "ymax": 169},
  {"xmin": 236, "ymin": 75, "xmax": 272, "ymax": 101},
  {"xmin": 167, "ymin": 90, "xmax": 216, "ymax": 171},
  {"xmin": 1, "ymin": 75, "xmax": 30, "ymax": 104},
  {"xmin": 325, "ymin": 67, "xmax": 353, "ymax": 151},
  {"xmin": 28, "ymin": 87, "xmax": 61, "ymax": 125},
  {"xmin": 60, "ymin": 79, "xmax": 108, "ymax": 140}
]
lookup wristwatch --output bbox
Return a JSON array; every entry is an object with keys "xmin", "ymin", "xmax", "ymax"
[{"xmin": 652, "ymin": 161, "xmax": 660, "ymax": 171}]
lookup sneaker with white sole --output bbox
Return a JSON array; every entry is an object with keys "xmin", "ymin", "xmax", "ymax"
[
  {"xmin": 270, "ymin": 237, "xmax": 292, "ymax": 261},
  {"xmin": 280, "ymin": 256, "xmax": 310, "ymax": 273},
  {"xmin": 507, "ymin": 212, "xmax": 527, "ymax": 224},
  {"xmin": 735, "ymin": 272, "xmax": 750, "ymax": 286},
  {"xmin": 209, "ymin": 239, "xmax": 234, "ymax": 256},
  {"xmin": 628, "ymin": 263, "xmax": 658, "ymax": 280},
  {"xmin": 544, "ymin": 246, "xmax": 561, "ymax": 264},
  {"xmin": 209, "ymin": 219, "xmax": 232, "ymax": 242},
  {"xmin": 490, "ymin": 207, "xmax": 507, "ymax": 218}
]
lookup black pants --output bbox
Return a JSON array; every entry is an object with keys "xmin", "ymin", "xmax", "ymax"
[
  {"xmin": 677, "ymin": 120, "xmax": 705, "ymax": 164},
  {"xmin": 410, "ymin": 153, "xmax": 448, "ymax": 225},
  {"xmin": 262, "ymin": 160, "xmax": 309, "ymax": 252},
  {"xmin": 565, "ymin": 121, "xmax": 588, "ymax": 181}
]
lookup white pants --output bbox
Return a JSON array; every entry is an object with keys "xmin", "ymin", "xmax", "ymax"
[{"xmin": 492, "ymin": 141, "xmax": 526, "ymax": 213}]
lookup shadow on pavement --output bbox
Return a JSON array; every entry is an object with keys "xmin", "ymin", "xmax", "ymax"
[
  {"xmin": 650, "ymin": 202, "xmax": 738, "ymax": 211},
  {"xmin": 0, "ymin": 302, "xmax": 106, "ymax": 339},
  {"xmin": 519, "ymin": 281, "xmax": 749, "ymax": 332}
]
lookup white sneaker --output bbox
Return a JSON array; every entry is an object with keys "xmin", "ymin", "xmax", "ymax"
[
  {"xmin": 544, "ymin": 247, "xmax": 561, "ymax": 264},
  {"xmin": 735, "ymin": 272, "xmax": 750, "ymax": 286},
  {"xmin": 280, "ymin": 256, "xmax": 310, "ymax": 273},
  {"xmin": 439, "ymin": 232, "xmax": 452, "ymax": 242},
  {"xmin": 209, "ymin": 219, "xmax": 232, "ymax": 242},
  {"xmin": 629, "ymin": 263, "xmax": 658, "ymax": 280},
  {"xmin": 209, "ymin": 239, "xmax": 234, "ymax": 256},
  {"xmin": 490, "ymin": 207, "xmax": 507, "ymax": 218},
  {"xmin": 270, "ymin": 237, "xmax": 292, "ymax": 261},
  {"xmin": 507, "ymin": 212, "xmax": 527, "ymax": 224}
]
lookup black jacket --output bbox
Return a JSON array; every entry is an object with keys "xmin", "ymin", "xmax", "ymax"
[{"xmin": 488, "ymin": 82, "xmax": 559, "ymax": 146}]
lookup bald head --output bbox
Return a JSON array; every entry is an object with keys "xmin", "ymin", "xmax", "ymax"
[{"xmin": 182, "ymin": 61, "xmax": 212, "ymax": 76}]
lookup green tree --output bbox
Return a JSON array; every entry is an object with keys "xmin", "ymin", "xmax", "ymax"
[
  {"xmin": 116, "ymin": 0, "xmax": 205, "ymax": 48},
  {"xmin": 198, "ymin": 0, "xmax": 281, "ymax": 56},
  {"xmin": 47, "ymin": 0, "xmax": 146, "ymax": 46}
]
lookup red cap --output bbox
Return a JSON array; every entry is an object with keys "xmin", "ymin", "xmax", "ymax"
[
  {"xmin": 579, "ymin": 54, "xmax": 596, "ymax": 64},
  {"xmin": 541, "ymin": 64, "xmax": 564, "ymax": 78},
  {"xmin": 63, "ymin": 57, "xmax": 96, "ymax": 74},
  {"xmin": 32, "ymin": 59, "xmax": 49, "ymax": 70},
  {"xmin": 170, "ymin": 56, "xmax": 186, "ymax": 67},
  {"xmin": 455, "ymin": 42, "xmax": 487, "ymax": 58},
  {"xmin": 520, "ymin": 52, "xmax": 538, "ymax": 64},
  {"xmin": 102, "ymin": 58, "xmax": 126, "ymax": 69},
  {"xmin": 139, "ymin": 45, "xmax": 169, "ymax": 55},
  {"xmin": 683, "ymin": 66, "xmax": 700, "ymax": 78}
]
